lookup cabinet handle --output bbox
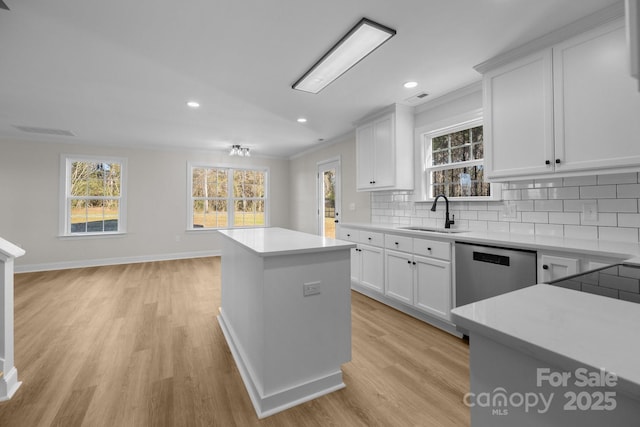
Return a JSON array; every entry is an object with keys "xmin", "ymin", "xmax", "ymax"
[
  {"xmin": 542, "ymin": 264, "xmax": 549, "ymax": 270},
  {"xmin": 395, "ymin": 242, "xmax": 399, "ymax": 245},
  {"xmin": 545, "ymin": 160, "xmax": 551, "ymax": 165},
  {"xmin": 347, "ymin": 234, "xmax": 351, "ymax": 237},
  {"xmin": 427, "ymin": 247, "xmax": 432, "ymax": 251},
  {"xmin": 412, "ymin": 261, "xmax": 416, "ymax": 265},
  {"xmin": 407, "ymin": 260, "xmax": 411, "ymax": 264},
  {"xmin": 555, "ymin": 159, "xmax": 561, "ymax": 164},
  {"xmin": 368, "ymin": 237, "xmax": 372, "ymax": 241}
]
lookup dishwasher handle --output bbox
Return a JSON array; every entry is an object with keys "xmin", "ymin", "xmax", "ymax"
[{"xmin": 472, "ymin": 251, "xmax": 511, "ymax": 267}]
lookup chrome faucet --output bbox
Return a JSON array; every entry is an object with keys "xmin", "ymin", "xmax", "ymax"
[{"xmin": 430, "ymin": 194, "xmax": 455, "ymax": 229}]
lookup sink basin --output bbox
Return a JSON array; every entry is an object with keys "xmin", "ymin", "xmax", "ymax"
[{"xmin": 400, "ymin": 226, "xmax": 467, "ymax": 234}]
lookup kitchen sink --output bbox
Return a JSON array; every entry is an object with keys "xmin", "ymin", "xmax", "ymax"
[{"xmin": 399, "ymin": 226, "xmax": 467, "ymax": 234}]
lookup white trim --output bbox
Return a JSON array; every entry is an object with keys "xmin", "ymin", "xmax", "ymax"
[
  {"xmin": 288, "ymin": 131, "xmax": 355, "ymax": 160},
  {"xmin": 59, "ymin": 154, "xmax": 128, "ymax": 236},
  {"xmin": 14, "ymin": 250, "xmax": 221, "ymax": 273}
]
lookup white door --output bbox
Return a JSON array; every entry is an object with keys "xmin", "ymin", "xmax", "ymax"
[{"xmin": 318, "ymin": 158, "xmax": 341, "ymax": 238}]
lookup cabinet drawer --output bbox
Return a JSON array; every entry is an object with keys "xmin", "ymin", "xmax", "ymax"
[
  {"xmin": 385, "ymin": 234, "xmax": 413, "ymax": 253},
  {"xmin": 338, "ymin": 227, "xmax": 359, "ymax": 242},
  {"xmin": 358, "ymin": 231, "xmax": 384, "ymax": 247},
  {"xmin": 413, "ymin": 239, "xmax": 450, "ymax": 261}
]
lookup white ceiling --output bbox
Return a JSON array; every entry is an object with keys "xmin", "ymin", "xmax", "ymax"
[{"xmin": 0, "ymin": 0, "xmax": 621, "ymax": 157}]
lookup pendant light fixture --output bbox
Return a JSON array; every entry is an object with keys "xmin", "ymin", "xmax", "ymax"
[{"xmin": 229, "ymin": 144, "xmax": 251, "ymax": 157}]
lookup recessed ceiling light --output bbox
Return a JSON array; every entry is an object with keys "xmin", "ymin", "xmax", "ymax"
[
  {"xmin": 297, "ymin": 118, "xmax": 307, "ymax": 123},
  {"xmin": 404, "ymin": 81, "xmax": 418, "ymax": 89},
  {"xmin": 187, "ymin": 101, "xmax": 200, "ymax": 108}
]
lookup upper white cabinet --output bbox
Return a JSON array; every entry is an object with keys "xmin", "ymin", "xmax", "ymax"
[
  {"xmin": 355, "ymin": 104, "xmax": 414, "ymax": 191},
  {"xmin": 481, "ymin": 17, "xmax": 640, "ymax": 181},
  {"xmin": 627, "ymin": 0, "xmax": 639, "ymax": 85}
]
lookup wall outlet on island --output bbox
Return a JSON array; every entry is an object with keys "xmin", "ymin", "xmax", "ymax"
[{"xmin": 303, "ymin": 281, "xmax": 321, "ymax": 297}]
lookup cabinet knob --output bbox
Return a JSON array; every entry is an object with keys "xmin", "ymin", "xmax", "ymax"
[
  {"xmin": 542, "ymin": 264, "xmax": 549, "ymax": 270},
  {"xmin": 368, "ymin": 237, "xmax": 372, "ymax": 241},
  {"xmin": 407, "ymin": 260, "xmax": 411, "ymax": 264},
  {"xmin": 395, "ymin": 242, "xmax": 399, "ymax": 245},
  {"xmin": 347, "ymin": 234, "xmax": 351, "ymax": 237},
  {"xmin": 427, "ymin": 247, "xmax": 432, "ymax": 251},
  {"xmin": 545, "ymin": 160, "xmax": 551, "ymax": 165},
  {"xmin": 412, "ymin": 261, "xmax": 416, "ymax": 265},
  {"xmin": 555, "ymin": 159, "xmax": 561, "ymax": 164}
]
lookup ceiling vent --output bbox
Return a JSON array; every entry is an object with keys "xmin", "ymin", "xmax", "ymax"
[
  {"xmin": 13, "ymin": 125, "xmax": 75, "ymax": 137},
  {"xmin": 403, "ymin": 92, "xmax": 429, "ymax": 106}
]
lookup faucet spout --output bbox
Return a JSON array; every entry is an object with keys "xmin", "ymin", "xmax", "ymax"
[{"xmin": 430, "ymin": 194, "xmax": 455, "ymax": 229}]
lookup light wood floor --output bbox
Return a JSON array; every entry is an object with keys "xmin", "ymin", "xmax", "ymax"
[{"xmin": 0, "ymin": 257, "xmax": 470, "ymax": 426}]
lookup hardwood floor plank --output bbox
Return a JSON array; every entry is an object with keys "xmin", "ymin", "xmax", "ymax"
[{"xmin": 0, "ymin": 257, "xmax": 470, "ymax": 426}]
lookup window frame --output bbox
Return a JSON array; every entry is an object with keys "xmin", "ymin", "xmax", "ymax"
[
  {"xmin": 59, "ymin": 154, "xmax": 128, "ymax": 237},
  {"xmin": 421, "ymin": 116, "xmax": 500, "ymax": 202},
  {"xmin": 187, "ymin": 162, "xmax": 269, "ymax": 231}
]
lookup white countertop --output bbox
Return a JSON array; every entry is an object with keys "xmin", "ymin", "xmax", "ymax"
[
  {"xmin": 451, "ymin": 284, "xmax": 640, "ymax": 398},
  {"xmin": 0, "ymin": 237, "xmax": 25, "ymax": 259},
  {"xmin": 218, "ymin": 227, "xmax": 355, "ymax": 257},
  {"xmin": 340, "ymin": 222, "xmax": 640, "ymax": 259}
]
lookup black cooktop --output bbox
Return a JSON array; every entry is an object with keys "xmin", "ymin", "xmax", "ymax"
[{"xmin": 548, "ymin": 263, "xmax": 640, "ymax": 304}]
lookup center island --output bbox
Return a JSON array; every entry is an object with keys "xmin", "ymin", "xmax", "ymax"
[{"xmin": 217, "ymin": 227, "xmax": 355, "ymax": 419}]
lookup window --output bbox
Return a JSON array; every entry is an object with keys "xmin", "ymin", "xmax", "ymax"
[
  {"xmin": 61, "ymin": 155, "xmax": 127, "ymax": 235},
  {"xmin": 424, "ymin": 119, "xmax": 495, "ymax": 200},
  {"xmin": 189, "ymin": 165, "xmax": 267, "ymax": 229}
]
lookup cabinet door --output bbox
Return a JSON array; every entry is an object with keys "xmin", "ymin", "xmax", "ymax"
[
  {"xmin": 384, "ymin": 249, "xmax": 413, "ymax": 304},
  {"xmin": 372, "ymin": 114, "xmax": 395, "ymax": 188},
  {"xmin": 360, "ymin": 244, "xmax": 384, "ymax": 293},
  {"xmin": 414, "ymin": 255, "xmax": 451, "ymax": 320},
  {"xmin": 539, "ymin": 254, "xmax": 579, "ymax": 282},
  {"xmin": 356, "ymin": 124, "xmax": 375, "ymax": 189},
  {"xmin": 484, "ymin": 50, "xmax": 554, "ymax": 179},
  {"xmin": 350, "ymin": 247, "xmax": 361, "ymax": 284},
  {"xmin": 553, "ymin": 19, "xmax": 640, "ymax": 172}
]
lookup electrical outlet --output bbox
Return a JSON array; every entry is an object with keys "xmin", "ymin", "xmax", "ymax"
[
  {"xmin": 582, "ymin": 202, "xmax": 598, "ymax": 222},
  {"xmin": 503, "ymin": 204, "xmax": 517, "ymax": 219},
  {"xmin": 303, "ymin": 281, "xmax": 321, "ymax": 297}
]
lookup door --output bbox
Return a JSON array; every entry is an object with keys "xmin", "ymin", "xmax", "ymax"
[
  {"xmin": 414, "ymin": 255, "xmax": 451, "ymax": 320},
  {"xmin": 360, "ymin": 244, "xmax": 384, "ymax": 293},
  {"xmin": 317, "ymin": 158, "xmax": 341, "ymax": 238},
  {"xmin": 356, "ymin": 124, "xmax": 375, "ymax": 189},
  {"xmin": 539, "ymin": 254, "xmax": 579, "ymax": 282}
]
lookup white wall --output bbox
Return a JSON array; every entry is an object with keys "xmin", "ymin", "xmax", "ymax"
[
  {"xmin": 0, "ymin": 139, "xmax": 290, "ymax": 271},
  {"xmin": 289, "ymin": 134, "xmax": 370, "ymax": 235}
]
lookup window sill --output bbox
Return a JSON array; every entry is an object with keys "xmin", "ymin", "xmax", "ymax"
[
  {"xmin": 58, "ymin": 232, "xmax": 127, "ymax": 239},
  {"xmin": 416, "ymin": 196, "xmax": 502, "ymax": 203}
]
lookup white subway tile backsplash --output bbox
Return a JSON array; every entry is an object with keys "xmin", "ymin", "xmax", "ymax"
[
  {"xmin": 564, "ymin": 225, "xmax": 598, "ymax": 240},
  {"xmin": 597, "ymin": 173, "xmax": 638, "ymax": 185},
  {"xmin": 598, "ymin": 227, "xmax": 639, "ymax": 243},
  {"xmin": 534, "ymin": 200, "xmax": 563, "ymax": 212},
  {"xmin": 371, "ymin": 171, "xmax": 640, "ymax": 243},
  {"xmin": 598, "ymin": 199, "xmax": 638, "ymax": 213},
  {"xmin": 522, "ymin": 211, "xmax": 549, "ymax": 223},
  {"xmin": 548, "ymin": 212, "xmax": 581, "ymax": 225},
  {"xmin": 581, "ymin": 212, "xmax": 617, "ymax": 227},
  {"xmin": 618, "ymin": 213, "xmax": 640, "ymax": 228},
  {"xmin": 548, "ymin": 187, "xmax": 579, "ymax": 199},
  {"xmin": 535, "ymin": 223, "xmax": 564, "ymax": 237},
  {"xmin": 617, "ymin": 184, "xmax": 640, "ymax": 198},
  {"xmin": 487, "ymin": 221, "xmax": 510, "ymax": 232},
  {"xmin": 564, "ymin": 176, "xmax": 597, "ymax": 186},
  {"xmin": 521, "ymin": 188, "xmax": 548, "ymax": 200},
  {"xmin": 510, "ymin": 223, "xmax": 535, "ymax": 235},
  {"xmin": 580, "ymin": 185, "xmax": 617, "ymax": 199},
  {"xmin": 477, "ymin": 211, "xmax": 499, "ymax": 221}
]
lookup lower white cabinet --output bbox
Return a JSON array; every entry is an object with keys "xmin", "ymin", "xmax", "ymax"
[
  {"xmin": 414, "ymin": 255, "xmax": 452, "ymax": 320},
  {"xmin": 384, "ymin": 239, "xmax": 453, "ymax": 321},
  {"xmin": 539, "ymin": 253, "xmax": 579, "ymax": 282},
  {"xmin": 358, "ymin": 244, "xmax": 384, "ymax": 293}
]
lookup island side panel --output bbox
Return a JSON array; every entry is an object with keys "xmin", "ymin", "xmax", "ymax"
[
  {"xmin": 262, "ymin": 249, "xmax": 352, "ymax": 395},
  {"xmin": 220, "ymin": 235, "xmax": 266, "ymax": 394},
  {"xmin": 469, "ymin": 334, "xmax": 640, "ymax": 426}
]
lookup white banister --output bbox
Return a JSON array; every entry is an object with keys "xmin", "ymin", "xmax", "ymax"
[{"xmin": 0, "ymin": 237, "xmax": 25, "ymax": 401}]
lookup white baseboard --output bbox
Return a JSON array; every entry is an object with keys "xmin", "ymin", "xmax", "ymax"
[
  {"xmin": 15, "ymin": 250, "xmax": 221, "ymax": 273},
  {"xmin": 0, "ymin": 367, "xmax": 21, "ymax": 402}
]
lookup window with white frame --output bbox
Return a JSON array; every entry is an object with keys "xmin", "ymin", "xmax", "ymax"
[
  {"xmin": 424, "ymin": 119, "xmax": 494, "ymax": 199},
  {"xmin": 189, "ymin": 165, "xmax": 267, "ymax": 229},
  {"xmin": 61, "ymin": 155, "xmax": 127, "ymax": 235}
]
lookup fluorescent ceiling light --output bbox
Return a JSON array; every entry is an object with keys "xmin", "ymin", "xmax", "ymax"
[
  {"xmin": 292, "ymin": 18, "xmax": 396, "ymax": 94},
  {"xmin": 404, "ymin": 81, "xmax": 418, "ymax": 89},
  {"xmin": 297, "ymin": 117, "xmax": 307, "ymax": 123},
  {"xmin": 187, "ymin": 101, "xmax": 200, "ymax": 108}
]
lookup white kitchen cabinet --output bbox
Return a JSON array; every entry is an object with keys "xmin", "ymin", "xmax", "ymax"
[
  {"xmin": 385, "ymin": 249, "xmax": 414, "ymax": 304},
  {"xmin": 355, "ymin": 104, "xmax": 414, "ymax": 191},
  {"xmin": 384, "ymin": 234, "xmax": 453, "ymax": 321},
  {"xmin": 414, "ymin": 255, "xmax": 452, "ymax": 320},
  {"xmin": 483, "ymin": 50, "xmax": 554, "ymax": 179},
  {"xmin": 627, "ymin": 0, "xmax": 639, "ymax": 85},
  {"xmin": 339, "ymin": 226, "xmax": 385, "ymax": 293},
  {"xmin": 482, "ymin": 18, "xmax": 640, "ymax": 181},
  {"xmin": 539, "ymin": 253, "xmax": 580, "ymax": 282}
]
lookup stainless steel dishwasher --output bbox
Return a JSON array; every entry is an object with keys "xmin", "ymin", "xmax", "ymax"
[{"xmin": 455, "ymin": 242, "xmax": 537, "ymax": 307}]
